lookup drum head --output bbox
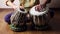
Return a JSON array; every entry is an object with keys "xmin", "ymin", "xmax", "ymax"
[{"xmin": 30, "ymin": 6, "xmax": 48, "ymax": 16}]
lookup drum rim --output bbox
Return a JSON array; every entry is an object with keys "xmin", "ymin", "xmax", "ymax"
[{"xmin": 15, "ymin": 7, "xmax": 27, "ymax": 13}]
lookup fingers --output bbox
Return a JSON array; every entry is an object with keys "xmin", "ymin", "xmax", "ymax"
[{"xmin": 35, "ymin": 5, "xmax": 42, "ymax": 11}]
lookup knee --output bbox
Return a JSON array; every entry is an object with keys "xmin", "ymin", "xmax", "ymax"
[{"xmin": 4, "ymin": 13, "xmax": 12, "ymax": 24}]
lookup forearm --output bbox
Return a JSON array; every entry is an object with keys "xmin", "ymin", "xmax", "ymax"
[
  {"xmin": 40, "ymin": 0, "xmax": 47, "ymax": 5},
  {"xmin": 29, "ymin": 0, "xmax": 35, "ymax": 7}
]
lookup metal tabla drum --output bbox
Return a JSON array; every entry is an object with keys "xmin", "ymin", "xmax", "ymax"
[
  {"xmin": 10, "ymin": 7, "xmax": 27, "ymax": 32},
  {"xmin": 30, "ymin": 6, "xmax": 50, "ymax": 30}
]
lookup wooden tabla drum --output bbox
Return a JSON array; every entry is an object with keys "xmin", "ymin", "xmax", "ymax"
[
  {"xmin": 10, "ymin": 7, "xmax": 27, "ymax": 32},
  {"xmin": 29, "ymin": 6, "xmax": 50, "ymax": 30}
]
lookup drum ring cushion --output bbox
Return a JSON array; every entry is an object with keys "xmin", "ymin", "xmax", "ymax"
[{"xmin": 10, "ymin": 24, "xmax": 27, "ymax": 32}]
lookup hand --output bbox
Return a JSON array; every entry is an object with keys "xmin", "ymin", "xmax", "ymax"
[
  {"xmin": 35, "ymin": 0, "xmax": 47, "ymax": 11},
  {"xmin": 35, "ymin": 4, "xmax": 42, "ymax": 11}
]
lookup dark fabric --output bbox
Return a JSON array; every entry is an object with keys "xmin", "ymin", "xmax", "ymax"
[
  {"xmin": 46, "ymin": 0, "xmax": 51, "ymax": 4},
  {"xmin": 4, "ymin": 13, "xmax": 12, "ymax": 24},
  {"xmin": 49, "ymin": 9, "xmax": 54, "ymax": 18}
]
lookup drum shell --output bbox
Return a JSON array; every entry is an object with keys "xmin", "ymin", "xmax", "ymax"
[
  {"xmin": 29, "ymin": 5, "xmax": 51, "ymax": 26},
  {"xmin": 32, "ymin": 11, "xmax": 51, "ymax": 26},
  {"xmin": 10, "ymin": 10, "xmax": 27, "ymax": 26}
]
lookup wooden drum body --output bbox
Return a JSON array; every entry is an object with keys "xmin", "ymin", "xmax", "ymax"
[{"xmin": 29, "ymin": 6, "xmax": 50, "ymax": 30}]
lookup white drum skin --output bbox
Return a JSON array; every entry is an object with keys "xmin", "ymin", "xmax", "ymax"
[{"xmin": 30, "ymin": 6, "xmax": 49, "ymax": 16}]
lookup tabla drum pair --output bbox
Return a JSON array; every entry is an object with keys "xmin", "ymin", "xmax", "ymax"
[
  {"xmin": 10, "ymin": 6, "xmax": 50, "ymax": 31},
  {"xmin": 30, "ymin": 6, "xmax": 50, "ymax": 30}
]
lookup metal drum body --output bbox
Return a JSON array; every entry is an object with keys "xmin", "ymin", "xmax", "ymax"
[
  {"xmin": 10, "ymin": 8, "xmax": 27, "ymax": 31},
  {"xmin": 30, "ymin": 6, "xmax": 50, "ymax": 30}
]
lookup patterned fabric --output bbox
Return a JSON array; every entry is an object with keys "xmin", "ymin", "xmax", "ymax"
[{"xmin": 4, "ymin": 13, "xmax": 12, "ymax": 24}]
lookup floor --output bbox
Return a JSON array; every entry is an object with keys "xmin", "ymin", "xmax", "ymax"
[{"xmin": 0, "ymin": 9, "xmax": 60, "ymax": 34}]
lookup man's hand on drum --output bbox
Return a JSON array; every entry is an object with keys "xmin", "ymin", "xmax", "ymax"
[
  {"xmin": 35, "ymin": 0, "xmax": 47, "ymax": 11},
  {"xmin": 35, "ymin": 4, "xmax": 42, "ymax": 11}
]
